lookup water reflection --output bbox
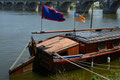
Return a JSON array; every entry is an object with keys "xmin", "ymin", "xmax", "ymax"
[{"xmin": 103, "ymin": 14, "xmax": 118, "ymax": 20}]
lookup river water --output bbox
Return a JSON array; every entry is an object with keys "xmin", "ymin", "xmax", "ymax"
[{"xmin": 0, "ymin": 9, "xmax": 120, "ymax": 80}]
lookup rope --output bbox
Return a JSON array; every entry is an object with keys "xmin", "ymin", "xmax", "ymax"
[
  {"xmin": 74, "ymin": 61, "xmax": 111, "ymax": 71},
  {"xmin": 77, "ymin": 60, "xmax": 120, "ymax": 69},
  {"xmin": 10, "ymin": 39, "xmax": 31, "ymax": 70},
  {"xmin": 54, "ymin": 53, "xmax": 110, "ymax": 80}
]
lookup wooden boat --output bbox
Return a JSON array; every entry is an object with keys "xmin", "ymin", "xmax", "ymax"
[
  {"xmin": 9, "ymin": 27, "xmax": 120, "ymax": 77},
  {"xmin": 28, "ymin": 27, "xmax": 120, "ymax": 73},
  {"xmin": 9, "ymin": 5, "xmax": 120, "ymax": 78}
]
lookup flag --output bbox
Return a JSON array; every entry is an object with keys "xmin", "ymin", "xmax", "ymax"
[
  {"xmin": 74, "ymin": 13, "xmax": 85, "ymax": 23},
  {"xmin": 42, "ymin": 4, "xmax": 65, "ymax": 22}
]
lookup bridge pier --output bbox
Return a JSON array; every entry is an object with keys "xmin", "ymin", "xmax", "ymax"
[
  {"xmin": 76, "ymin": 1, "xmax": 93, "ymax": 14},
  {"xmin": 56, "ymin": 1, "xmax": 72, "ymax": 12},
  {"xmin": 103, "ymin": 8, "xmax": 118, "ymax": 14},
  {"xmin": 0, "ymin": 1, "xmax": 3, "ymax": 9},
  {"xmin": 14, "ymin": 2, "xmax": 26, "ymax": 11},
  {"xmin": 25, "ymin": 2, "xmax": 37, "ymax": 11},
  {"xmin": 101, "ymin": 0, "xmax": 120, "ymax": 14}
]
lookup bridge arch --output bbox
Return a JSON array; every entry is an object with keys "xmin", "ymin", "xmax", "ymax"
[
  {"xmin": 4, "ymin": 2, "xmax": 14, "ymax": 10},
  {"xmin": 109, "ymin": 1, "xmax": 120, "ymax": 13},
  {"xmin": 26, "ymin": 2, "xmax": 38, "ymax": 11},
  {"xmin": 43, "ymin": 1, "xmax": 58, "ymax": 9},
  {"xmin": 103, "ymin": 0, "xmax": 120, "ymax": 14},
  {"xmin": 57, "ymin": 1, "xmax": 73, "ymax": 12},
  {"xmin": 15, "ymin": 2, "xmax": 25, "ymax": 11},
  {"xmin": 0, "ymin": 2, "xmax": 3, "ymax": 9},
  {"xmin": 76, "ymin": 1, "xmax": 98, "ymax": 13},
  {"xmin": 44, "ymin": 2, "xmax": 53, "ymax": 7}
]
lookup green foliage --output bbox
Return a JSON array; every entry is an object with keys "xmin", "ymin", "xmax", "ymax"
[
  {"xmin": 70, "ymin": 5, "xmax": 75, "ymax": 10},
  {"xmin": 92, "ymin": 70, "xmax": 120, "ymax": 80},
  {"xmin": 51, "ymin": 70, "xmax": 82, "ymax": 80},
  {"xmin": 106, "ymin": 70, "xmax": 120, "ymax": 80},
  {"xmin": 99, "ymin": 4, "xmax": 104, "ymax": 9},
  {"xmin": 93, "ymin": 3, "xmax": 103, "ymax": 9},
  {"xmin": 92, "ymin": 76, "xmax": 100, "ymax": 80}
]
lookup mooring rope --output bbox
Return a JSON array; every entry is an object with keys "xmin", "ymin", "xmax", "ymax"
[
  {"xmin": 9, "ymin": 39, "xmax": 31, "ymax": 70},
  {"xmin": 54, "ymin": 53, "xmax": 110, "ymax": 80},
  {"xmin": 77, "ymin": 60, "xmax": 120, "ymax": 69},
  {"xmin": 73, "ymin": 60, "xmax": 111, "ymax": 71}
]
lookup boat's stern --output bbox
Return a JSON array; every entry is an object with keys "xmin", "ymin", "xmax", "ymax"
[{"xmin": 28, "ymin": 38, "xmax": 55, "ymax": 74}]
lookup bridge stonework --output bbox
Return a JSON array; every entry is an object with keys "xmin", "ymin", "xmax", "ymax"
[
  {"xmin": 0, "ymin": 0, "xmax": 120, "ymax": 14},
  {"xmin": 102, "ymin": 0, "xmax": 120, "ymax": 14}
]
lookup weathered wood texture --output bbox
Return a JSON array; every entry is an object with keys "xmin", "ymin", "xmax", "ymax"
[
  {"xmin": 9, "ymin": 56, "xmax": 35, "ymax": 77},
  {"xmin": 68, "ymin": 45, "xmax": 79, "ymax": 55},
  {"xmin": 32, "ymin": 27, "xmax": 116, "ymax": 34},
  {"xmin": 36, "ymin": 36, "xmax": 79, "ymax": 53},
  {"xmin": 84, "ymin": 39, "xmax": 120, "ymax": 54},
  {"xmin": 85, "ymin": 43, "xmax": 97, "ymax": 53},
  {"xmin": 33, "ymin": 48, "xmax": 55, "ymax": 74}
]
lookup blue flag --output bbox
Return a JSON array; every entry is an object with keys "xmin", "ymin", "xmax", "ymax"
[{"xmin": 42, "ymin": 4, "xmax": 66, "ymax": 22}]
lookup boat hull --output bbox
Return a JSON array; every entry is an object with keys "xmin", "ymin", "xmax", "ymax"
[
  {"xmin": 9, "ymin": 56, "xmax": 35, "ymax": 77},
  {"xmin": 33, "ymin": 49, "xmax": 120, "ymax": 74}
]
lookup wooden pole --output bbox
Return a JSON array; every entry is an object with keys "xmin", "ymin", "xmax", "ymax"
[
  {"xmin": 73, "ymin": 13, "xmax": 76, "ymax": 35},
  {"xmin": 32, "ymin": 27, "xmax": 116, "ymax": 34},
  {"xmin": 41, "ymin": 4, "xmax": 43, "ymax": 31},
  {"xmin": 41, "ymin": 16, "xmax": 43, "ymax": 31},
  {"xmin": 90, "ymin": 1, "xmax": 94, "ymax": 29}
]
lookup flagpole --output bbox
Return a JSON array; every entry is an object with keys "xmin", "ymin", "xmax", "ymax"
[
  {"xmin": 41, "ymin": 16, "xmax": 43, "ymax": 32},
  {"xmin": 90, "ymin": 1, "xmax": 94, "ymax": 29},
  {"xmin": 41, "ymin": 4, "xmax": 43, "ymax": 32},
  {"xmin": 73, "ymin": 13, "xmax": 76, "ymax": 35}
]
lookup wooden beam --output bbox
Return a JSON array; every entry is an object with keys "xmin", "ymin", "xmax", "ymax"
[
  {"xmin": 32, "ymin": 27, "xmax": 116, "ymax": 34},
  {"xmin": 9, "ymin": 56, "xmax": 35, "ymax": 78}
]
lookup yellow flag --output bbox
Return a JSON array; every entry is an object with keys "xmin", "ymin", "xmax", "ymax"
[{"xmin": 74, "ymin": 13, "xmax": 85, "ymax": 23}]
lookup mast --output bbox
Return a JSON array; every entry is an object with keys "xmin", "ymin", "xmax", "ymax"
[
  {"xmin": 41, "ymin": 4, "xmax": 43, "ymax": 32},
  {"xmin": 41, "ymin": 16, "xmax": 43, "ymax": 31},
  {"xmin": 73, "ymin": 13, "xmax": 76, "ymax": 35},
  {"xmin": 90, "ymin": 1, "xmax": 94, "ymax": 29}
]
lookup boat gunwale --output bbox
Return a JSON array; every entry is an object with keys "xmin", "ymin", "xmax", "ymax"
[
  {"xmin": 9, "ymin": 56, "xmax": 35, "ymax": 74},
  {"xmin": 54, "ymin": 47, "xmax": 120, "ymax": 63}
]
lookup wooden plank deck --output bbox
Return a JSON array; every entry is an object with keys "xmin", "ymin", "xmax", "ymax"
[{"xmin": 36, "ymin": 36, "xmax": 79, "ymax": 53}]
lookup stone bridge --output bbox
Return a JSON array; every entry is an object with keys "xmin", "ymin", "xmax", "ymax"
[{"xmin": 0, "ymin": 0, "xmax": 120, "ymax": 14}]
